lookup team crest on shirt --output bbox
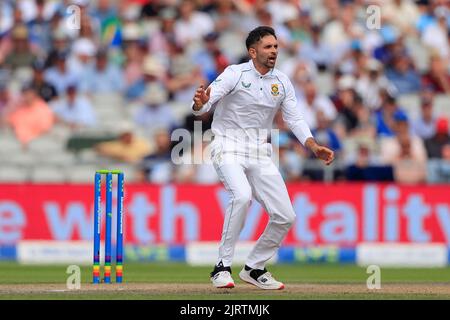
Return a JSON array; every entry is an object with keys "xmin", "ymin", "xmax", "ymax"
[
  {"xmin": 271, "ymin": 84, "xmax": 279, "ymax": 96},
  {"xmin": 241, "ymin": 81, "xmax": 251, "ymax": 88}
]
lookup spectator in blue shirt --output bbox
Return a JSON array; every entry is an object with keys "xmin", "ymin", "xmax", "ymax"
[
  {"xmin": 44, "ymin": 51, "xmax": 79, "ymax": 95},
  {"xmin": 79, "ymin": 50, "xmax": 124, "ymax": 94},
  {"xmin": 51, "ymin": 84, "xmax": 96, "ymax": 129},
  {"xmin": 385, "ymin": 54, "xmax": 421, "ymax": 94},
  {"xmin": 375, "ymin": 94, "xmax": 406, "ymax": 137}
]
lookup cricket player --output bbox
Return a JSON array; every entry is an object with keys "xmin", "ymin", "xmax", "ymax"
[{"xmin": 191, "ymin": 26, "xmax": 334, "ymax": 290}]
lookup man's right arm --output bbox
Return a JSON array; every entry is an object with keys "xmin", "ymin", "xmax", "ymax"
[{"xmin": 191, "ymin": 65, "xmax": 236, "ymax": 115}]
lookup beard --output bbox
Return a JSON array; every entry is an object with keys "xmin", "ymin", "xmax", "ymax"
[{"xmin": 257, "ymin": 55, "xmax": 276, "ymax": 69}]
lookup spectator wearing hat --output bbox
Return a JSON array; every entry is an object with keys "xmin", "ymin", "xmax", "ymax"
[
  {"xmin": 4, "ymin": 25, "xmax": 36, "ymax": 70},
  {"xmin": 5, "ymin": 85, "xmax": 54, "ymax": 147},
  {"xmin": 385, "ymin": 54, "xmax": 421, "ymax": 94},
  {"xmin": 51, "ymin": 83, "xmax": 96, "ymax": 130},
  {"xmin": 356, "ymin": 58, "xmax": 397, "ymax": 110},
  {"xmin": 125, "ymin": 54, "xmax": 166, "ymax": 100},
  {"xmin": 412, "ymin": 96, "xmax": 437, "ymax": 139},
  {"xmin": 95, "ymin": 121, "xmax": 152, "ymax": 164},
  {"xmin": 79, "ymin": 50, "xmax": 124, "ymax": 94},
  {"xmin": 67, "ymin": 37, "xmax": 97, "ymax": 79},
  {"xmin": 133, "ymin": 83, "xmax": 179, "ymax": 132},
  {"xmin": 31, "ymin": 59, "xmax": 58, "ymax": 102},
  {"xmin": 45, "ymin": 28, "xmax": 71, "ymax": 68},
  {"xmin": 44, "ymin": 51, "xmax": 79, "ymax": 95},
  {"xmin": 425, "ymin": 117, "xmax": 450, "ymax": 159}
]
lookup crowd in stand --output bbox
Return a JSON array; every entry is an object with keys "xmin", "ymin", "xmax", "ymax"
[{"xmin": 0, "ymin": 0, "xmax": 449, "ymax": 184}]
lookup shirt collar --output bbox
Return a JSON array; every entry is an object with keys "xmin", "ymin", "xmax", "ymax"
[{"xmin": 249, "ymin": 60, "xmax": 275, "ymax": 78}]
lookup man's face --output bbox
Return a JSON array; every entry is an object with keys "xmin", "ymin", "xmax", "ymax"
[{"xmin": 249, "ymin": 35, "xmax": 278, "ymax": 70}]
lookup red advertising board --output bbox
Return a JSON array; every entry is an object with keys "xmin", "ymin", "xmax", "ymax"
[{"xmin": 0, "ymin": 183, "xmax": 449, "ymax": 245}]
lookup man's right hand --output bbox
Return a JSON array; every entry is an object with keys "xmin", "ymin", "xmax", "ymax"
[{"xmin": 193, "ymin": 85, "xmax": 211, "ymax": 111}]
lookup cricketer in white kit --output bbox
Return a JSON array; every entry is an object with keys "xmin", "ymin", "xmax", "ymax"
[{"xmin": 191, "ymin": 26, "xmax": 334, "ymax": 290}]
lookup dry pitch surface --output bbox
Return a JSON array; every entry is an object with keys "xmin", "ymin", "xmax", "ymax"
[{"xmin": 1, "ymin": 263, "xmax": 450, "ymax": 299}]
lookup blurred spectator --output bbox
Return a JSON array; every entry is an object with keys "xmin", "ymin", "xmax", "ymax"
[
  {"xmin": 333, "ymin": 75, "xmax": 360, "ymax": 135},
  {"xmin": 133, "ymin": 84, "xmax": 179, "ymax": 132},
  {"xmin": 90, "ymin": 0, "xmax": 119, "ymax": 27},
  {"xmin": 427, "ymin": 143, "xmax": 450, "ymax": 183},
  {"xmin": 0, "ymin": 1, "xmax": 14, "ymax": 36},
  {"xmin": 0, "ymin": 82, "xmax": 9, "ymax": 108},
  {"xmin": 311, "ymin": 111, "xmax": 342, "ymax": 158},
  {"xmin": 374, "ymin": 94, "xmax": 405, "ymax": 137},
  {"xmin": 193, "ymin": 32, "xmax": 230, "ymax": 83},
  {"xmin": 148, "ymin": 7, "xmax": 177, "ymax": 64},
  {"xmin": 174, "ymin": 0, "xmax": 215, "ymax": 46},
  {"xmin": 425, "ymin": 117, "xmax": 450, "ymax": 159},
  {"xmin": 51, "ymin": 84, "xmax": 96, "ymax": 129},
  {"xmin": 67, "ymin": 37, "xmax": 97, "ymax": 79},
  {"xmin": 379, "ymin": 113, "xmax": 427, "ymax": 165},
  {"xmin": 348, "ymin": 98, "xmax": 376, "ymax": 140},
  {"xmin": 385, "ymin": 54, "xmax": 421, "ymax": 94},
  {"xmin": 45, "ymin": 28, "xmax": 71, "ymax": 68},
  {"xmin": 129, "ymin": 54, "xmax": 167, "ymax": 101},
  {"xmin": 139, "ymin": 129, "xmax": 173, "ymax": 183},
  {"xmin": 80, "ymin": 50, "xmax": 124, "ymax": 94},
  {"xmin": 298, "ymin": 24, "xmax": 333, "ymax": 71},
  {"xmin": 356, "ymin": 58, "xmax": 397, "ymax": 110},
  {"xmin": 27, "ymin": 0, "xmax": 53, "ymax": 56},
  {"xmin": 4, "ymin": 25, "xmax": 36, "ymax": 70},
  {"xmin": 95, "ymin": 122, "xmax": 151, "ymax": 164},
  {"xmin": 345, "ymin": 142, "xmax": 394, "ymax": 182},
  {"xmin": 123, "ymin": 42, "xmax": 146, "ymax": 100},
  {"xmin": 421, "ymin": 53, "xmax": 450, "ymax": 93},
  {"xmin": 392, "ymin": 134, "xmax": 427, "ymax": 184},
  {"xmin": 322, "ymin": 2, "xmax": 364, "ymax": 65},
  {"xmin": 44, "ymin": 51, "xmax": 79, "ymax": 95},
  {"xmin": 421, "ymin": 8, "xmax": 449, "ymax": 61},
  {"xmin": 382, "ymin": 0, "xmax": 419, "ymax": 35},
  {"xmin": 275, "ymin": 131, "xmax": 304, "ymax": 182},
  {"xmin": 5, "ymin": 85, "xmax": 54, "ymax": 147},
  {"xmin": 415, "ymin": 0, "xmax": 435, "ymax": 34},
  {"xmin": 31, "ymin": 59, "xmax": 58, "ymax": 102},
  {"xmin": 166, "ymin": 40, "xmax": 205, "ymax": 102},
  {"xmin": 412, "ymin": 96, "xmax": 437, "ymax": 139},
  {"xmin": 297, "ymin": 79, "xmax": 337, "ymax": 130}
]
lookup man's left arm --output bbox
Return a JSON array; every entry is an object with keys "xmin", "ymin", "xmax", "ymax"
[{"xmin": 280, "ymin": 79, "xmax": 335, "ymax": 166}]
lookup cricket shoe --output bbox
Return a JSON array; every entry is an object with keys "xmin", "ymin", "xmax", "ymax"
[
  {"xmin": 239, "ymin": 265, "xmax": 285, "ymax": 290},
  {"xmin": 210, "ymin": 262, "xmax": 235, "ymax": 288}
]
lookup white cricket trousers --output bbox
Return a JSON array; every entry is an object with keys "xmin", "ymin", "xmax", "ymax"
[{"xmin": 211, "ymin": 138, "xmax": 296, "ymax": 270}]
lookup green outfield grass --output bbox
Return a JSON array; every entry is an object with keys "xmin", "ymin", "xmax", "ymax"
[{"xmin": 0, "ymin": 262, "xmax": 449, "ymax": 300}]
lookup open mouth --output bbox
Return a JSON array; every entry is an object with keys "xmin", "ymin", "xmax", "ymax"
[{"xmin": 268, "ymin": 57, "xmax": 276, "ymax": 63}]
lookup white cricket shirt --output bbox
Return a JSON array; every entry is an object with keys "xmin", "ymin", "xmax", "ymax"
[{"xmin": 192, "ymin": 60, "xmax": 313, "ymax": 150}]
